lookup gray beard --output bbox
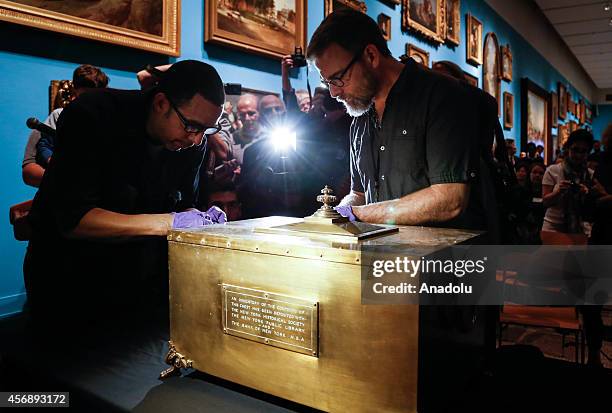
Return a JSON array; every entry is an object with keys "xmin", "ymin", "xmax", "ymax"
[{"xmin": 341, "ymin": 98, "xmax": 373, "ymax": 117}]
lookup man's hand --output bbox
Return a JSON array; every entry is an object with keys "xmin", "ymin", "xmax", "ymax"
[
  {"xmin": 335, "ymin": 205, "xmax": 358, "ymax": 222},
  {"xmin": 172, "ymin": 206, "xmax": 227, "ymax": 229}
]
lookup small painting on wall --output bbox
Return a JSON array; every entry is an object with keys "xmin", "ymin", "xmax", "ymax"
[
  {"xmin": 406, "ymin": 43, "xmax": 430, "ymax": 67},
  {"xmin": 445, "ymin": 0, "xmax": 460, "ymax": 46},
  {"xmin": 503, "ymin": 92, "xmax": 513, "ymax": 130},
  {"xmin": 466, "ymin": 14, "xmax": 483, "ymax": 66}
]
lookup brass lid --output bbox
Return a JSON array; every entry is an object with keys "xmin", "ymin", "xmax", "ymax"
[{"xmin": 254, "ymin": 186, "xmax": 398, "ymax": 241}]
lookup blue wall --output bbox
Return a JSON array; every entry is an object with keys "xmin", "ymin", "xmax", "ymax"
[
  {"xmin": 0, "ymin": 0, "xmax": 600, "ymax": 317},
  {"xmin": 593, "ymin": 105, "xmax": 612, "ymax": 143}
]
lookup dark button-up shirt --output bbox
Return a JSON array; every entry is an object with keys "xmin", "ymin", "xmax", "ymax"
[{"xmin": 350, "ymin": 59, "xmax": 484, "ymax": 229}]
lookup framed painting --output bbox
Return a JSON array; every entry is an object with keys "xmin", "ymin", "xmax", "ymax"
[
  {"xmin": 407, "ymin": 43, "xmax": 430, "ymax": 67},
  {"xmin": 521, "ymin": 78, "xmax": 551, "ymax": 163},
  {"xmin": 325, "ymin": 0, "xmax": 367, "ymax": 17},
  {"xmin": 466, "ymin": 14, "xmax": 483, "ymax": 66},
  {"xmin": 585, "ymin": 105, "xmax": 592, "ymax": 124},
  {"xmin": 483, "ymin": 32, "xmax": 500, "ymax": 113},
  {"xmin": 500, "ymin": 44, "xmax": 512, "ymax": 82},
  {"xmin": 402, "ymin": 0, "xmax": 445, "ymax": 44},
  {"xmin": 558, "ymin": 83, "xmax": 567, "ymax": 120},
  {"xmin": 378, "ymin": 13, "xmax": 392, "ymax": 41},
  {"xmin": 579, "ymin": 100, "xmax": 586, "ymax": 124},
  {"xmin": 568, "ymin": 98, "xmax": 575, "ymax": 117},
  {"xmin": 503, "ymin": 92, "xmax": 513, "ymax": 130},
  {"xmin": 0, "ymin": 0, "xmax": 179, "ymax": 56},
  {"xmin": 558, "ymin": 124, "xmax": 569, "ymax": 151},
  {"xmin": 445, "ymin": 0, "xmax": 460, "ymax": 46},
  {"xmin": 206, "ymin": 0, "xmax": 307, "ymax": 59},
  {"xmin": 550, "ymin": 92, "xmax": 558, "ymax": 128},
  {"xmin": 464, "ymin": 71, "xmax": 478, "ymax": 88}
]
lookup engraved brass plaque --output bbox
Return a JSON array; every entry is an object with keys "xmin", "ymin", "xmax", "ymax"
[{"xmin": 222, "ymin": 285, "xmax": 319, "ymax": 357}]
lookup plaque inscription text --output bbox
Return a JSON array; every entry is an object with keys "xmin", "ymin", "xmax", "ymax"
[{"xmin": 222, "ymin": 285, "xmax": 318, "ymax": 357}]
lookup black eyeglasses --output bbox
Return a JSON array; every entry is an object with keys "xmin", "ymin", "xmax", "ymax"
[
  {"xmin": 320, "ymin": 48, "xmax": 365, "ymax": 88},
  {"xmin": 167, "ymin": 97, "xmax": 221, "ymax": 136}
]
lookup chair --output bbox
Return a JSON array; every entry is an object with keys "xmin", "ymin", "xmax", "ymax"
[{"xmin": 498, "ymin": 230, "xmax": 587, "ymax": 364}]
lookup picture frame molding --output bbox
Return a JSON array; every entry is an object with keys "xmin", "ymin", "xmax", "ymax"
[
  {"xmin": 402, "ymin": 0, "xmax": 446, "ymax": 44},
  {"xmin": 445, "ymin": 0, "xmax": 460, "ymax": 46},
  {"xmin": 378, "ymin": 13, "xmax": 392, "ymax": 41},
  {"xmin": 406, "ymin": 43, "xmax": 430, "ymax": 67},
  {"xmin": 0, "ymin": 0, "xmax": 180, "ymax": 56},
  {"xmin": 325, "ymin": 0, "xmax": 367, "ymax": 17},
  {"xmin": 483, "ymin": 32, "xmax": 501, "ymax": 114},
  {"xmin": 557, "ymin": 82, "xmax": 567, "ymax": 120},
  {"xmin": 206, "ymin": 0, "xmax": 307, "ymax": 59},
  {"xmin": 503, "ymin": 92, "xmax": 514, "ymax": 130},
  {"xmin": 521, "ymin": 78, "xmax": 552, "ymax": 164},
  {"xmin": 466, "ymin": 13, "xmax": 483, "ymax": 66},
  {"xmin": 500, "ymin": 44, "xmax": 512, "ymax": 81}
]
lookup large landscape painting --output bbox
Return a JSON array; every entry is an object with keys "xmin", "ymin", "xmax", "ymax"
[
  {"xmin": 207, "ymin": 0, "xmax": 306, "ymax": 59},
  {"xmin": 0, "ymin": 0, "xmax": 179, "ymax": 55}
]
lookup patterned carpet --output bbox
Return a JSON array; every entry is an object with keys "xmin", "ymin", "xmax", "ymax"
[{"xmin": 500, "ymin": 306, "xmax": 612, "ymax": 368}]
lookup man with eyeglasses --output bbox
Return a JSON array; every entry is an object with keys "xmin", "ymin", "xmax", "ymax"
[
  {"xmin": 24, "ymin": 60, "xmax": 227, "ymax": 322},
  {"xmin": 307, "ymin": 10, "xmax": 486, "ymax": 231}
]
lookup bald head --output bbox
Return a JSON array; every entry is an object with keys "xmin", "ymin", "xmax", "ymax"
[
  {"xmin": 259, "ymin": 94, "xmax": 286, "ymax": 127},
  {"xmin": 237, "ymin": 93, "xmax": 260, "ymax": 136}
]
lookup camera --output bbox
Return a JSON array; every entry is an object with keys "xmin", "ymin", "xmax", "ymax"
[
  {"xmin": 291, "ymin": 47, "xmax": 307, "ymax": 68},
  {"xmin": 224, "ymin": 83, "xmax": 242, "ymax": 95}
]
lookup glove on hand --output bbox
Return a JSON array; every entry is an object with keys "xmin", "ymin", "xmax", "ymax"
[
  {"xmin": 172, "ymin": 206, "xmax": 227, "ymax": 229},
  {"xmin": 334, "ymin": 205, "xmax": 358, "ymax": 222}
]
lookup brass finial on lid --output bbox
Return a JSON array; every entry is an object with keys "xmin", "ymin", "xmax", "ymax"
[{"xmin": 308, "ymin": 186, "xmax": 345, "ymax": 221}]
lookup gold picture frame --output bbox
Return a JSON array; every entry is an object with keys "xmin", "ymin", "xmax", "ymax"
[
  {"xmin": 378, "ymin": 13, "xmax": 392, "ymax": 41},
  {"xmin": 206, "ymin": 0, "xmax": 307, "ymax": 59},
  {"xmin": 402, "ymin": 0, "xmax": 446, "ymax": 44},
  {"xmin": 558, "ymin": 82, "xmax": 567, "ymax": 120},
  {"xmin": 466, "ymin": 13, "xmax": 482, "ymax": 66},
  {"xmin": 551, "ymin": 92, "xmax": 558, "ymax": 128},
  {"xmin": 483, "ymin": 32, "xmax": 500, "ymax": 114},
  {"xmin": 325, "ymin": 0, "xmax": 367, "ymax": 17},
  {"xmin": 407, "ymin": 43, "xmax": 430, "ymax": 67},
  {"xmin": 445, "ymin": 0, "xmax": 460, "ymax": 46},
  {"xmin": 503, "ymin": 92, "xmax": 513, "ymax": 130},
  {"xmin": 501, "ymin": 44, "xmax": 512, "ymax": 81},
  {"xmin": 0, "ymin": 0, "xmax": 180, "ymax": 56}
]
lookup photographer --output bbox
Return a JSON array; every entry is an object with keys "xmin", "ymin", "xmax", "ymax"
[{"xmin": 541, "ymin": 129, "xmax": 603, "ymax": 235}]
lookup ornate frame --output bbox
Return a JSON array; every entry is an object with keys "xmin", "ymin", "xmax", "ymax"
[
  {"xmin": 206, "ymin": 0, "xmax": 307, "ymax": 59},
  {"xmin": 325, "ymin": 0, "xmax": 367, "ymax": 16},
  {"xmin": 503, "ymin": 92, "xmax": 513, "ymax": 130},
  {"xmin": 466, "ymin": 13, "xmax": 482, "ymax": 66},
  {"xmin": 483, "ymin": 32, "xmax": 501, "ymax": 114},
  {"xmin": 501, "ymin": 44, "xmax": 512, "ymax": 81},
  {"xmin": 445, "ymin": 0, "xmax": 460, "ymax": 46},
  {"xmin": 402, "ymin": 0, "xmax": 446, "ymax": 44},
  {"xmin": 0, "ymin": 0, "xmax": 180, "ymax": 56},
  {"xmin": 407, "ymin": 43, "xmax": 430, "ymax": 67},
  {"xmin": 550, "ymin": 92, "xmax": 558, "ymax": 128},
  {"xmin": 521, "ymin": 78, "xmax": 551, "ymax": 164},
  {"xmin": 378, "ymin": 13, "xmax": 392, "ymax": 41},
  {"xmin": 558, "ymin": 82, "xmax": 567, "ymax": 120}
]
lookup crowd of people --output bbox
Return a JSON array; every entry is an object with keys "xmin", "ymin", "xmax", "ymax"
[{"xmin": 16, "ymin": 9, "xmax": 611, "ymax": 367}]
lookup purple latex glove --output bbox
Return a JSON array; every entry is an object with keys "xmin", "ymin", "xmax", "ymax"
[
  {"xmin": 172, "ymin": 206, "xmax": 227, "ymax": 229},
  {"xmin": 334, "ymin": 205, "xmax": 358, "ymax": 222}
]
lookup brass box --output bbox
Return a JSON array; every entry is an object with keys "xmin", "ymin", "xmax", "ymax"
[{"xmin": 167, "ymin": 217, "xmax": 483, "ymax": 412}]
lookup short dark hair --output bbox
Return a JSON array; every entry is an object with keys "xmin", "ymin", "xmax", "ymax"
[
  {"xmin": 567, "ymin": 129, "xmax": 594, "ymax": 150},
  {"xmin": 72, "ymin": 64, "xmax": 109, "ymax": 89},
  {"xmin": 432, "ymin": 61, "xmax": 466, "ymax": 83},
  {"xmin": 158, "ymin": 60, "xmax": 225, "ymax": 107},
  {"xmin": 307, "ymin": 9, "xmax": 391, "ymax": 60}
]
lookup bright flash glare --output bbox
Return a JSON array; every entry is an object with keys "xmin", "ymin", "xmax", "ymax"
[{"xmin": 270, "ymin": 127, "xmax": 297, "ymax": 152}]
